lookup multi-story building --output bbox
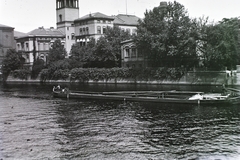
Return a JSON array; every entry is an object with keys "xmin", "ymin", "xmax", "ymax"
[
  {"xmin": 15, "ymin": 27, "xmax": 65, "ymax": 67},
  {"xmin": 74, "ymin": 12, "xmax": 115, "ymax": 43},
  {"xmin": 14, "ymin": 0, "xmax": 140, "ymax": 67},
  {"xmin": 56, "ymin": 0, "xmax": 79, "ymax": 56},
  {"xmin": 0, "ymin": 24, "xmax": 15, "ymax": 65}
]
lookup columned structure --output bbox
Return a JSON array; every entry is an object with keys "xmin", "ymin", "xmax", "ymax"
[{"xmin": 56, "ymin": 0, "xmax": 79, "ymax": 56}]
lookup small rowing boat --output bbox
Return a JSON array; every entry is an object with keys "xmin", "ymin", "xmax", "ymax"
[{"xmin": 52, "ymin": 86, "xmax": 240, "ymax": 105}]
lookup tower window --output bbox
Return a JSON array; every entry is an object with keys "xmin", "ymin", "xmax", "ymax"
[{"xmin": 59, "ymin": 14, "xmax": 62, "ymax": 22}]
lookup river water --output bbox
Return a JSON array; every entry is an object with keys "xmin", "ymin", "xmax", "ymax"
[{"xmin": 0, "ymin": 83, "xmax": 240, "ymax": 160}]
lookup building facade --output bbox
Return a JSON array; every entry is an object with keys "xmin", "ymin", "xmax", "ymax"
[
  {"xmin": 15, "ymin": 27, "xmax": 65, "ymax": 67},
  {"xmin": 121, "ymin": 39, "xmax": 148, "ymax": 68},
  {"xmin": 14, "ymin": 0, "xmax": 140, "ymax": 68},
  {"xmin": 0, "ymin": 24, "xmax": 15, "ymax": 65},
  {"xmin": 74, "ymin": 12, "xmax": 115, "ymax": 43},
  {"xmin": 56, "ymin": 0, "xmax": 79, "ymax": 56}
]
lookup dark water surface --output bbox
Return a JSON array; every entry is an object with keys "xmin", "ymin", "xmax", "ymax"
[{"xmin": 0, "ymin": 83, "xmax": 240, "ymax": 160}]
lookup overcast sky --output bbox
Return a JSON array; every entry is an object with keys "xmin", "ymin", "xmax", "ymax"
[{"xmin": 1, "ymin": 0, "xmax": 240, "ymax": 33}]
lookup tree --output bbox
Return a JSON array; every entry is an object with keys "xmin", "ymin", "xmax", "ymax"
[
  {"xmin": 31, "ymin": 58, "xmax": 45, "ymax": 79},
  {"xmin": 89, "ymin": 36, "xmax": 116, "ymax": 68},
  {"xmin": 69, "ymin": 26, "xmax": 132, "ymax": 68},
  {"xmin": 103, "ymin": 26, "xmax": 133, "ymax": 67},
  {"xmin": 1, "ymin": 49, "xmax": 21, "ymax": 81},
  {"xmin": 200, "ymin": 18, "xmax": 240, "ymax": 70},
  {"xmin": 135, "ymin": 1, "xmax": 198, "ymax": 69},
  {"xmin": 48, "ymin": 39, "xmax": 67, "ymax": 63},
  {"xmin": 70, "ymin": 38, "xmax": 95, "ymax": 67}
]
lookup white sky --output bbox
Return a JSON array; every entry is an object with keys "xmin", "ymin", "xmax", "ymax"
[{"xmin": 1, "ymin": 0, "xmax": 240, "ymax": 33}]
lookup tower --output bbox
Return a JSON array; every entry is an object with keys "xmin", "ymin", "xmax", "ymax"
[{"xmin": 56, "ymin": 0, "xmax": 79, "ymax": 56}]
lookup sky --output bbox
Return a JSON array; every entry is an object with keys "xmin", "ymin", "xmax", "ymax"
[{"xmin": 1, "ymin": 0, "xmax": 240, "ymax": 33}]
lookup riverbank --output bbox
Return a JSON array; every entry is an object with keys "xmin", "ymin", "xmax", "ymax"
[{"xmin": 3, "ymin": 71, "xmax": 240, "ymax": 86}]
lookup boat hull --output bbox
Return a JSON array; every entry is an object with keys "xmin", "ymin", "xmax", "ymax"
[{"xmin": 52, "ymin": 90, "xmax": 240, "ymax": 105}]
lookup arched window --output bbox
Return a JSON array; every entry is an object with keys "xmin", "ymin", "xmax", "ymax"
[
  {"xmin": 59, "ymin": 14, "xmax": 62, "ymax": 22},
  {"xmin": 125, "ymin": 46, "xmax": 130, "ymax": 58},
  {"xmin": 131, "ymin": 47, "xmax": 136, "ymax": 57}
]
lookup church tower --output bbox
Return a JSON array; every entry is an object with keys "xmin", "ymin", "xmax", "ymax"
[{"xmin": 56, "ymin": 0, "xmax": 79, "ymax": 56}]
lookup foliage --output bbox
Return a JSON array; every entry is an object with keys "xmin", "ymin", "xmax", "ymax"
[
  {"xmin": 135, "ymin": 1, "xmax": 198, "ymax": 69},
  {"xmin": 69, "ymin": 26, "xmax": 132, "ymax": 68},
  {"xmin": 39, "ymin": 69, "xmax": 50, "ymax": 82},
  {"xmin": 1, "ymin": 49, "xmax": 22, "ymax": 81},
  {"xmin": 12, "ymin": 69, "xmax": 31, "ymax": 80},
  {"xmin": 31, "ymin": 58, "xmax": 45, "ymax": 79},
  {"xmin": 52, "ymin": 69, "xmax": 70, "ymax": 80},
  {"xmin": 198, "ymin": 18, "xmax": 240, "ymax": 70},
  {"xmin": 48, "ymin": 39, "xmax": 67, "ymax": 63},
  {"xmin": 101, "ymin": 26, "xmax": 133, "ymax": 67},
  {"xmin": 39, "ymin": 67, "xmax": 185, "ymax": 82},
  {"xmin": 70, "ymin": 38, "xmax": 96, "ymax": 66}
]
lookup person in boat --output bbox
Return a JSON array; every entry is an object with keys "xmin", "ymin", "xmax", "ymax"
[
  {"xmin": 62, "ymin": 87, "xmax": 69, "ymax": 93},
  {"xmin": 53, "ymin": 85, "xmax": 61, "ymax": 92},
  {"xmin": 221, "ymin": 83, "xmax": 228, "ymax": 96}
]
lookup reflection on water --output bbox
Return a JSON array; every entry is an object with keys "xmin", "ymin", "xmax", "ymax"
[{"xmin": 0, "ymin": 83, "xmax": 240, "ymax": 159}]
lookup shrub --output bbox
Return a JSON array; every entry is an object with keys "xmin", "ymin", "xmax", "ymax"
[{"xmin": 12, "ymin": 69, "xmax": 31, "ymax": 80}]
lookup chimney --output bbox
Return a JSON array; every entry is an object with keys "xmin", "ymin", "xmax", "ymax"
[{"xmin": 160, "ymin": 1, "xmax": 167, "ymax": 8}]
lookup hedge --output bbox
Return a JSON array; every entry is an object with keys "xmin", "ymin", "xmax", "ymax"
[{"xmin": 39, "ymin": 67, "xmax": 185, "ymax": 83}]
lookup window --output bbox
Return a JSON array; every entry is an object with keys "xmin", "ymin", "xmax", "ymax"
[
  {"xmin": 131, "ymin": 47, "xmax": 136, "ymax": 57},
  {"xmin": 59, "ymin": 14, "xmax": 62, "ymax": 22},
  {"xmin": 125, "ymin": 47, "xmax": 130, "ymax": 57},
  {"xmin": 25, "ymin": 43, "xmax": 29, "ymax": 51},
  {"xmin": 97, "ymin": 20, "xmax": 100, "ymax": 23},
  {"xmin": 83, "ymin": 28, "xmax": 85, "ymax": 34},
  {"xmin": 126, "ymin": 28, "xmax": 130, "ymax": 33},
  {"xmin": 17, "ymin": 44, "xmax": 20, "ymax": 50},
  {"xmin": 132, "ymin": 29, "xmax": 137, "ymax": 35},
  {"xmin": 67, "ymin": 27, "xmax": 69, "ymax": 30},
  {"xmin": 97, "ymin": 26, "xmax": 101, "ymax": 34},
  {"xmin": 103, "ymin": 27, "xmax": 106, "ymax": 34},
  {"xmin": 71, "ymin": 33, "xmax": 75, "ymax": 40},
  {"xmin": 79, "ymin": 28, "xmax": 82, "ymax": 35},
  {"xmin": 86, "ymin": 27, "xmax": 89, "ymax": 34},
  {"xmin": 21, "ymin": 42, "xmax": 24, "ymax": 50},
  {"xmin": 45, "ymin": 43, "xmax": 49, "ymax": 50}
]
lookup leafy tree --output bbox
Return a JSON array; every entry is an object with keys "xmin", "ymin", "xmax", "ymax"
[
  {"xmin": 70, "ymin": 26, "xmax": 132, "ymax": 68},
  {"xmin": 200, "ymin": 18, "xmax": 240, "ymax": 70},
  {"xmin": 103, "ymin": 26, "xmax": 133, "ymax": 67},
  {"xmin": 135, "ymin": 1, "xmax": 198, "ymax": 69},
  {"xmin": 31, "ymin": 58, "xmax": 45, "ymax": 79},
  {"xmin": 1, "ymin": 49, "xmax": 21, "ymax": 81},
  {"xmin": 48, "ymin": 39, "xmax": 67, "ymax": 63},
  {"xmin": 88, "ymin": 37, "xmax": 117, "ymax": 68},
  {"xmin": 70, "ymin": 38, "xmax": 95, "ymax": 67}
]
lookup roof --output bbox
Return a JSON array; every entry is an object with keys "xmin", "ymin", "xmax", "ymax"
[
  {"xmin": 27, "ymin": 27, "xmax": 64, "ymax": 36},
  {"xmin": 113, "ymin": 14, "xmax": 140, "ymax": 26},
  {"xmin": 14, "ymin": 30, "xmax": 27, "ymax": 38},
  {"xmin": 0, "ymin": 24, "xmax": 14, "ymax": 29},
  {"xmin": 74, "ymin": 12, "xmax": 114, "ymax": 22},
  {"xmin": 15, "ymin": 27, "xmax": 65, "ymax": 39}
]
